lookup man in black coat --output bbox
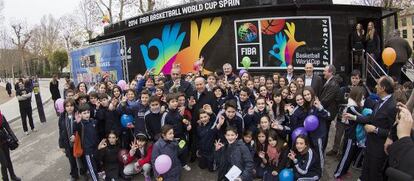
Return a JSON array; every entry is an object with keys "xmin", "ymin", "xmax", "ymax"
[
  {"xmin": 16, "ymin": 81, "xmax": 36, "ymax": 135},
  {"xmin": 303, "ymin": 63, "xmax": 323, "ymax": 97},
  {"xmin": 164, "ymin": 66, "xmax": 193, "ymax": 97},
  {"xmin": 319, "ymin": 65, "xmax": 340, "ymax": 151},
  {"xmin": 385, "ymin": 30, "xmax": 412, "ymax": 83},
  {"xmin": 344, "ymin": 76, "xmax": 397, "ymax": 181},
  {"xmin": 188, "ymin": 77, "xmax": 216, "ymax": 162}
]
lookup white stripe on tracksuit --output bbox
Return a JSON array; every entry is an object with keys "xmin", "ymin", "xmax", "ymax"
[
  {"xmin": 85, "ymin": 154, "xmax": 98, "ymax": 181},
  {"xmin": 334, "ymin": 139, "xmax": 353, "ymax": 178},
  {"xmin": 297, "ymin": 176, "xmax": 320, "ymax": 181},
  {"xmin": 317, "ymin": 138, "xmax": 324, "ymax": 172}
]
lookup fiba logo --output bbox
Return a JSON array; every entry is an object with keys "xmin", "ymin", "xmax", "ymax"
[{"xmin": 237, "ymin": 23, "xmax": 258, "ymax": 42}]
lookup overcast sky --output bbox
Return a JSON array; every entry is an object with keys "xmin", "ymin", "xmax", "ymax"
[{"xmin": 3, "ymin": 0, "xmax": 352, "ymax": 26}]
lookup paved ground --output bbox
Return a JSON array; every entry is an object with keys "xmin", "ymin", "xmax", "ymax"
[{"xmin": 0, "ymin": 83, "xmax": 14, "ymax": 104}]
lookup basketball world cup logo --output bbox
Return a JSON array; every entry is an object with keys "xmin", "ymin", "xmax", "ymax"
[{"xmin": 237, "ymin": 23, "xmax": 258, "ymax": 42}]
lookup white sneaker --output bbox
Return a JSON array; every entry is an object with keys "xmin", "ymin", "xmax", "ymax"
[
  {"xmin": 32, "ymin": 128, "xmax": 38, "ymax": 132},
  {"xmin": 183, "ymin": 164, "xmax": 191, "ymax": 171},
  {"xmin": 24, "ymin": 132, "xmax": 29, "ymax": 135}
]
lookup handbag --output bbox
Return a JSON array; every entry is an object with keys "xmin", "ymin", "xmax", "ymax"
[
  {"xmin": 73, "ymin": 123, "xmax": 84, "ymax": 158},
  {"xmin": 2, "ymin": 128, "xmax": 19, "ymax": 150}
]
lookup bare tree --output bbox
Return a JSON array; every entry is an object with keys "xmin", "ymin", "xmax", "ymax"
[
  {"xmin": 10, "ymin": 21, "xmax": 32, "ymax": 76},
  {"xmin": 77, "ymin": 0, "xmax": 101, "ymax": 40},
  {"xmin": 60, "ymin": 14, "xmax": 83, "ymax": 51}
]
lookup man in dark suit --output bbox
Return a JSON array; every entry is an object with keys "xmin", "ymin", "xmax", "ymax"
[
  {"xmin": 284, "ymin": 64, "xmax": 295, "ymax": 84},
  {"xmin": 303, "ymin": 63, "xmax": 323, "ymax": 97},
  {"xmin": 188, "ymin": 77, "xmax": 216, "ymax": 162},
  {"xmin": 344, "ymin": 76, "xmax": 397, "ymax": 181},
  {"xmin": 164, "ymin": 66, "xmax": 193, "ymax": 97},
  {"xmin": 319, "ymin": 65, "xmax": 340, "ymax": 150}
]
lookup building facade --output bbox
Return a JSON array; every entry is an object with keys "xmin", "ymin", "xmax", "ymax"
[{"xmin": 398, "ymin": 7, "xmax": 414, "ymax": 50}]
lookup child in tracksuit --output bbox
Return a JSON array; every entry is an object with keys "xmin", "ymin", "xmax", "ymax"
[
  {"xmin": 334, "ymin": 86, "xmax": 367, "ymax": 179},
  {"xmin": 95, "ymin": 93, "xmax": 116, "ymax": 140},
  {"xmin": 288, "ymin": 135, "xmax": 321, "ymax": 181},
  {"xmin": 196, "ymin": 109, "xmax": 222, "ymax": 171},
  {"xmin": 144, "ymin": 96, "xmax": 163, "ymax": 141},
  {"xmin": 302, "ymin": 87, "xmax": 330, "ymax": 171},
  {"xmin": 161, "ymin": 93, "xmax": 192, "ymax": 171},
  {"xmin": 58, "ymin": 98, "xmax": 78, "ymax": 180},
  {"xmin": 73, "ymin": 104, "xmax": 100, "ymax": 181}
]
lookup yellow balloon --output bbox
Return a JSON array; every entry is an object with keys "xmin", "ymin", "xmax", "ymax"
[{"xmin": 382, "ymin": 47, "xmax": 396, "ymax": 67}]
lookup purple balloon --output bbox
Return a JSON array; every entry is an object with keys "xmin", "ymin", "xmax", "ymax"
[
  {"xmin": 292, "ymin": 127, "xmax": 308, "ymax": 142},
  {"xmin": 155, "ymin": 154, "xmax": 172, "ymax": 174},
  {"xmin": 304, "ymin": 115, "xmax": 319, "ymax": 132},
  {"xmin": 55, "ymin": 98, "xmax": 64, "ymax": 113}
]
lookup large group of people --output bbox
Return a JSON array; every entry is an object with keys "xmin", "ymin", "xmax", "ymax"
[{"xmin": 47, "ymin": 60, "xmax": 413, "ymax": 181}]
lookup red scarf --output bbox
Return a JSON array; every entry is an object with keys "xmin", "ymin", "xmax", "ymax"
[{"xmin": 266, "ymin": 145, "xmax": 280, "ymax": 165}]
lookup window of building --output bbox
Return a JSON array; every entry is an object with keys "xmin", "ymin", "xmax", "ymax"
[
  {"xmin": 402, "ymin": 18, "xmax": 407, "ymax": 26},
  {"xmin": 412, "ymin": 16, "xmax": 414, "ymax": 25},
  {"xmin": 403, "ymin": 29, "xmax": 407, "ymax": 38}
]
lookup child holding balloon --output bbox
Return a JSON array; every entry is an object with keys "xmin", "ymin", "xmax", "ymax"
[
  {"xmin": 288, "ymin": 135, "xmax": 321, "ymax": 181},
  {"xmin": 151, "ymin": 125, "xmax": 182, "ymax": 181},
  {"xmin": 302, "ymin": 87, "xmax": 330, "ymax": 171},
  {"xmin": 334, "ymin": 86, "xmax": 367, "ymax": 179}
]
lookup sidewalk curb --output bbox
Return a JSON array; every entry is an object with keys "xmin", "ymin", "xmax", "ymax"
[{"xmin": 8, "ymin": 97, "xmax": 53, "ymax": 124}]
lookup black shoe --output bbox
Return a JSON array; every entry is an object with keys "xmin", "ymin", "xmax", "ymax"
[{"xmin": 11, "ymin": 176, "xmax": 21, "ymax": 181}]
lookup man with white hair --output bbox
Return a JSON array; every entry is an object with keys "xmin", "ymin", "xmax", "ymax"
[
  {"xmin": 222, "ymin": 63, "xmax": 236, "ymax": 82},
  {"xmin": 164, "ymin": 66, "xmax": 193, "ymax": 96}
]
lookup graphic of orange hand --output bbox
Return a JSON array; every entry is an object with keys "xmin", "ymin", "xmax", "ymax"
[{"xmin": 284, "ymin": 22, "xmax": 306, "ymax": 65}]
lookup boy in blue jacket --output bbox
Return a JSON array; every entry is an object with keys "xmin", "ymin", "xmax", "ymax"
[
  {"xmin": 73, "ymin": 104, "xmax": 99, "ymax": 181},
  {"xmin": 196, "ymin": 107, "xmax": 224, "ymax": 172}
]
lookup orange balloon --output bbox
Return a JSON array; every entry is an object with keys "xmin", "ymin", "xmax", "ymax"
[{"xmin": 382, "ymin": 47, "xmax": 396, "ymax": 67}]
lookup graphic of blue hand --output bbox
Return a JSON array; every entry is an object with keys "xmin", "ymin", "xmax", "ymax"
[{"xmin": 269, "ymin": 32, "xmax": 287, "ymax": 67}]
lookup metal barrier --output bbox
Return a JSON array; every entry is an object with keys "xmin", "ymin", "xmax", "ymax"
[{"xmin": 365, "ymin": 52, "xmax": 388, "ymax": 81}]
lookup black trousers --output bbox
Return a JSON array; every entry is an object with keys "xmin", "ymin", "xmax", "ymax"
[
  {"xmin": 19, "ymin": 106, "xmax": 34, "ymax": 132},
  {"xmin": 361, "ymin": 148, "xmax": 387, "ymax": 181},
  {"xmin": 334, "ymin": 138, "xmax": 358, "ymax": 178},
  {"xmin": 65, "ymin": 148, "xmax": 79, "ymax": 178},
  {"xmin": 0, "ymin": 144, "xmax": 16, "ymax": 181},
  {"xmin": 389, "ymin": 62, "xmax": 405, "ymax": 84}
]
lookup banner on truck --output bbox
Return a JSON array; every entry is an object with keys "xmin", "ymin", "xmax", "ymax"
[{"xmin": 70, "ymin": 41, "xmax": 124, "ymax": 85}]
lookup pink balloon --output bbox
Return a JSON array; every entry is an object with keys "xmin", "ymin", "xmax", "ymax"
[
  {"xmin": 55, "ymin": 98, "xmax": 64, "ymax": 113},
  {"xmin": 117, "ymin": 80, "xmax": 127, "ymax": 91},
  {"xmin": 155, "ymin": 154, "xmax": 172, "ymax": 174}
]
